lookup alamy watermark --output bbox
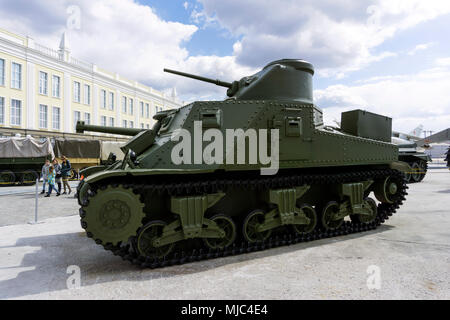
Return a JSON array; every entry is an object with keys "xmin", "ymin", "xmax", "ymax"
[
  {"xmin": 366, "ymin": 265, "xmax": 381, "ymax": 290},
  {"xmin": 66, "ymin": 5, "xmax": 81, "ymax": 30},
  {"xmin": 66, "ymin": 265, "xmax": 81, "ymax": 289},
  {"xmin": 170, "ymin": 121, "xmax": 280, "ymax": 175}
]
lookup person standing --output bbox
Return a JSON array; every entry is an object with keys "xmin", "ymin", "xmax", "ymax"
[
  {"xmin": 40, "ymin": 159, "xmax": 50, "ymax": 194},
  {"xmin": 445, "ymin": 147, "xmax": 450, "ymax": 170},
  {"xmin": 44, "ymin": 166, "xmax": 58, "ymax": 197},
  {"xmin": 61, "ymin": 155, "xmax": 72, "ymax": 195},
  {"xmin": 53, "ymin": 159, "xmax": 62, "ymax": 196}
]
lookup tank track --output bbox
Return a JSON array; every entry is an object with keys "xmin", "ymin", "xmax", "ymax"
[{"xmin": 79, "ymin": 168, "xmax": 407, "ymax": 269}]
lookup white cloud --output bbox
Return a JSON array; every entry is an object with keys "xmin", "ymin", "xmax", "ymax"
[
  {"xmin": 183, "ymin": 2, "xmax": 189, "ymax": 10},
  {"xmin": 407, "ymin": 42, "xmax": 435, "ymax": 55},
  {"xmin": 0, "ymin": 0, "xmax": 250, "ymax": 100},
  {"xmin": 196, "ymin": 0, "xmax": 450, "ymax": 77},
  {"xmin": 315, "ymin": 67, "xmax": 450, "ymax": 133},
  {"xmin": 435, "ymin": 57, "xmax": 450, "ymax": 67}
]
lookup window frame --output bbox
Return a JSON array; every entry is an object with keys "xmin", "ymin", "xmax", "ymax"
[
  {"xmin": 10, "ymin": 99, "xmax": 21, "ymax": 126},
  {"xmin": 73, "ymin": 81, "xmax": 81, "ymax": 103},
  {"xmin": 39, "ymin": 71, "xmax": 48, "ymax": 95},
  {"xmin": 52, "ymin": 75, "xmax": 61, "ymax": 98},
  {"xmin": 39, "ymin": 104, "xmax": 48, "ymax": 129},
  {"xmin": 11, "ymin": 62, "xmax": 22, "ymax": 90},
  {"xmin": 0, "ymin": 96, "xmax": 4, "ymax": 124},
  {"xmin": 84, "ymin": 84, "xmax": 91, "ymax": 105},
  {"xmin": 52, "ymin": 106, "xmax": 60, "ymax": 130}
]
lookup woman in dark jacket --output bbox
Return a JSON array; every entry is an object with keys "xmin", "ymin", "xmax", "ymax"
[{"xmin": 61, "ymin": 155, "xmax": 72, "ymax": 195}]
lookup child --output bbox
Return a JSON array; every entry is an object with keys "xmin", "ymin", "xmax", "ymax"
[{"xmin": 44, "ymin": 166, "xmax": 59, "ymax": 197}]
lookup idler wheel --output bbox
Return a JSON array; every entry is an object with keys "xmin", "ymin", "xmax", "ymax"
[
  {"xmin": 137, "ymin": 221, "xmax": 174, "ymax": 259},
  {"xmin": 242, "ymin": 210, "xmax": 272, "ymax": 243},
  {"xmin": 321, "ymin": 201, "xmax": 344, "ymax": 231},
  {"xmin": 292, "ymin": 204, "xmax": 317, "ymax": 235},
  {"xmin": 82, "ymin": 185, "xmax": 145, "ymax": 245},
  {"xmin": 203, "ymin": 214, "xmax": 236, "ymax": 249},
  {"xmin": 374, "ymin": 175, "xmax": 403, "ymax": 204}
]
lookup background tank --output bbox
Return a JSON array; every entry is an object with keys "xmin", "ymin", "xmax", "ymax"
[
  {"xmin": 392, "ymin": 136, "xmax": 430, "ymax": 183},
  {"xmin": 76, "ymin": 59, "xmax": 409, "ymax": 268},
  {"xmin": 0, "ymin": 136, "xmax": 53, "ymax": 186}
]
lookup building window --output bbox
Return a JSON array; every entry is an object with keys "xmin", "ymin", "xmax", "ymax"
[
  {"xmin": 52, "ymin": 107, "xmax": 60, "ymax": 130},
  {"xmin": 10, "ymin": 99, "xmax": 21, "ymax": 125},
  {"xmin": 73, "ymin": 81, "xmax": 81, "ymax": 103},
  {"xmin": 140, "ymin": 101, "xmax": 144, "ymax": 117},
  {"xmin": 84, "ymin": 112, "xmax": 90, "ymax": 125},
  {"xmin": 39, "ymin": 71, "xmax": 48, "ymax": 95},
  {"xmin": 154, "ymin": 105, "xmax": 158, "ymax": 114},
  {"xmin": 129, "ymin": 98, "xmax": 133, "ymax": 115},
  {"xmin": 122, "ymin": 120, "xmax": 127, "ymax": 128},
  {"xmin": 140, "ymin": 123, "xmax": 144, "ymax": 129},
  {"xmin": 84, "ymin": 84, "xmax": 91, "ymax": 105},
  {"xmin": 129, "ymin": 121, "xmax": 134, "ymax": 128},
  {"xmin": 0, "ymin": 59, "xmax": 5, "ymax": 86},
  {"xmin": 0, "ymin": 97, "xmax": 4, "ymax": 124},
  {"xmin": 145, "ymin": 103, "xmax": 149, "ymax": 118},
  {"xmin": 146, "ymin": 124, "xmax": 150, "ymax": 129},
  {"xmin": 109, "ymin": 117, "xmax": 114, "ymax": 127},
  {"xmin": 39, "ymin": 104, "xmax": 48, "ymax": 128},
  {"xmin": 52, "ymin": 75, "xmax": 60, "ymax": 98},
  {"xmin": 100, "ymin": 90, "xmax": 106, "ymax": 109},
  {"xmin": 11, "ymin": 62, "xmax": 21, "ymax": 89},
  {"xmin": 109, "ymin": 92, "xmax": 114, "ymax": 110},
  {"xmin": 100, "ymin": 116, "xmax": 107, "ymax": 126},
  {"xmin": 122, "ymin": 96, "xmax": 127, "ymax": 113},
  {"xmin": 73, "ymin": 111, "xmax": 81, "ymax": 130}
]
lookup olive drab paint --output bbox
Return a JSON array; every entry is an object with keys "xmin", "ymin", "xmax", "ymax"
[{"xmin": 75, "ymin": 59, "xmax": 409, "ymax": 268}]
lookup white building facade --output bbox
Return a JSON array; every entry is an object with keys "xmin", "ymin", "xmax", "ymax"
[{"xmin": 0, "ymin": 28, "xmax": 183, "ymax": 134}]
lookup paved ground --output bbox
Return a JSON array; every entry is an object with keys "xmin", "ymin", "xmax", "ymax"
[
  {"xmin": 0, "ymin": 166, "xmax": 448, "ymax": 299},
  {"xmin": 0, "ymin": 181, "xmax": 79, "ymax": 226}
]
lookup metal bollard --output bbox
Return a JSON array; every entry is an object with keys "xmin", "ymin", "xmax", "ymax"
[
  {"xmin": 29, "ymin": 178, "xmax": 40, "ymax": 224},
  {"xmin": 34, "ymin": 177, "xmax": 38, "ymax": 223}
]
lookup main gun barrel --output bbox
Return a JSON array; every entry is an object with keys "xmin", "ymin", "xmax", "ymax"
[
  {"xmin": 164, "ymin": 68, "xmax": 233, "ymax": 88},
  {"xmin": 76, "ymin": 121, "xmax": 144, "ymax": 136}
]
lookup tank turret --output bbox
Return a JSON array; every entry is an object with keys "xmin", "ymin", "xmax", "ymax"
[{"xmin": 164, "ymin": 59, "xmax": 314, "ymax": 103}]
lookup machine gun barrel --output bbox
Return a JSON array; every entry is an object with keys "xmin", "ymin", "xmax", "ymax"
[
  {"xmin": 163, "ymin": 68, "xmax": 233, "ymax": 88},
  {"xmin": 76, "ymin": 121, "xmax": 144, "ymax": 136}
]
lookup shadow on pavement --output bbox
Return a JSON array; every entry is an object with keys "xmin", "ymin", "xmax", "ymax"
[{"xmin": 0, "ymin": 224, "xmax": 393, "ymax": 299}]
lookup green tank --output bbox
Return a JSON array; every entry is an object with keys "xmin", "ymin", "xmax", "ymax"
[
  {"xmin": 391, "ymin": 137, "xmax": 430, "ymax": 183},
  {"xmin": 76, "ymin": 59, "xmax": 409, "ymax": 268}
]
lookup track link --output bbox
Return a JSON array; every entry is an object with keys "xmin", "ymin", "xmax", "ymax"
[{"xmin": 79, "ymin": 168, "xmax": 408, "ymax": 269}]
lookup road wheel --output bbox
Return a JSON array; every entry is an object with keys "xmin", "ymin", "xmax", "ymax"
[
  {"xmin": 204, "ymin": 214, "xmax": 236, "ymax": 249},
  {"xmin": 242, "ymin": 209, "xmax": 272, "ymax": 243},
  {"xmin": 350, "ymin": 197, "xmax": 377, "ymax": 224},
  {"xmin": 137, "ymin": 221, "xmax": 174, "ymax": 259},
  {"xmin": 21, "ymin": 170, "xmax": 38, "ymax": 186},
  {"xmin": 320, "ymin": 201, "xmax": 344, "ymax": 231},
  {"xmin": 0, "ymin": 170, "xmax": 16, "ymax": 186},
  {"xmin": 292, "ymin": 204, "xmax": 317, "ymax": 235},
  {"xmin": 410, "ymin": 162, "xmax": 422, "ymax": 183}
]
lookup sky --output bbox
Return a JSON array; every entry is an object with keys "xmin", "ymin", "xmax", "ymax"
[{"xmin": 0, "ymin": 0, "xmax": 449, "ymax": 134}]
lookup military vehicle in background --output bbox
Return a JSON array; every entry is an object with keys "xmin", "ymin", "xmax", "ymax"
[
  {"xmin": 0, "ymin": 136, "xmax": 53, "ymax": 186},
  {"xmin": 391, "ymin": 137, "xmax": 430, "ymax": 183},
  {"xmin": 76, "ymin": 59, "xmax": 409, "ymax": 268},
  {"xmin": 53, "ymin": 138, "xmax": 125, "ymax": 180}
]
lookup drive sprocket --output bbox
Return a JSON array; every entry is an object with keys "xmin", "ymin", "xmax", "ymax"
[{"xmin": 80, "ymin": 184, "xmax": 145, "ymax": 245}]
